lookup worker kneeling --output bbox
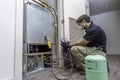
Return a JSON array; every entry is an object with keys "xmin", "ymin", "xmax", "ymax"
[{"xmin": 69, "ymin": 14, "xmax": 108, "ymax": 80}]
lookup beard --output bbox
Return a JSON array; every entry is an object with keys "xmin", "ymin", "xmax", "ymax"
[{"xmin": 78, "ymin": 26, "xmax": 87, "ymax": 30}]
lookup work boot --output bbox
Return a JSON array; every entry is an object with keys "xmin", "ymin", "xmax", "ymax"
[
  {"xmin": 79, "ymin": 70, "xmax": 85, "ymax": 75},
  {"xmin": 76, "ymin": 68, "xmax": 85, "ymax": 76}
]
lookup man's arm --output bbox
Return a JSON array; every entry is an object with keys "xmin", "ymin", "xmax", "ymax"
[{"xmin": 70, "ymin": 38, "xmax": 89, "ymax": 47}]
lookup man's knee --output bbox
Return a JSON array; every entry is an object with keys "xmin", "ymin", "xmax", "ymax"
[
  {"xmin": 70, "ymin": 46, "xmax": 85, "ymax": 54},
  {"xmin": 70, "ymin": 46, "xmax": 77, "ymax": 52}
]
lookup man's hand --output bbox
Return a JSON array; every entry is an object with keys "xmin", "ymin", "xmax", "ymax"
[
  {"xmin": 60, "ymin": 38, "xmax": 71, "ymax": 52},
  {"xmin": 61, "ymin": 39, "xmax": 70, "ymax": 48},
  {"xmin": 70, "ymin": 38, "xmax": 89, "ymax": 47}
]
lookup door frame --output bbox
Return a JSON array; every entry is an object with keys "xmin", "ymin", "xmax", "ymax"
[{"xmin": 14, "ymin": 0, "xmax": 23, "ymax": 80}]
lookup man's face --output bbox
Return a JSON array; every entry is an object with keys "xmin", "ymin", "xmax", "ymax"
[{"xmin": 78, "ymin": 21, "xmax": 88, "ymax": 29}]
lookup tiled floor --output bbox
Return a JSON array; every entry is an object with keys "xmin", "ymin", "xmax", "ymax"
[{"xmin": 23, "ymin": 55, "xmax": 120, "ymax": 80}]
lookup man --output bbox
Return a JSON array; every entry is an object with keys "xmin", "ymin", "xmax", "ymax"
[{"xmin": 70, "ymin": 14, "xmax": 107, "ymax": 74}]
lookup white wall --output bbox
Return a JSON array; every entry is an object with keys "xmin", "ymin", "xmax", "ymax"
[
  {"xmin": 0, "ymin": 0, "xmax": 23, "ymax": 80},
  {"xmin": 0, "ymin": 0, "xmax": 15, "ymax": 79},
  {"xmin": 91, "ymin": 10, "xmax": 120, "ymax": 55},
  {"xmin": 63, "ymin": 0, "xmax": 86, "ymax": 40}
]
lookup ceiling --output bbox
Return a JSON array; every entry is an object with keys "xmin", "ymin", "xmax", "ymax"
[{"xmin": 88, "ymin": 0, "xmax": 120, "ymax": 16}]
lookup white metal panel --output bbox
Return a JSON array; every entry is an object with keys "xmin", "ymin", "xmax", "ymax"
[{"xmin": 26, "ymin": 4, "xmax": 54, "ymax": 43}]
